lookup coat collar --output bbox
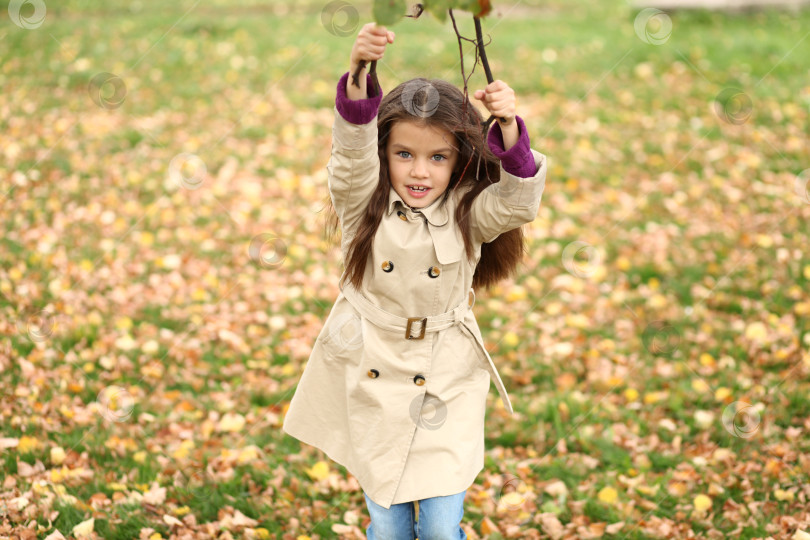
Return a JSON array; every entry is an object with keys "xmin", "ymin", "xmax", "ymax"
[{"xmin": 386, "ymin": 187, "xmax": 450, "ymax": 227}]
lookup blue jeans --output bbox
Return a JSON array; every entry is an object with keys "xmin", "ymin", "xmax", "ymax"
[{"xmin": 363, "ymin": 490, "xmax": 467, "ymax": 540}]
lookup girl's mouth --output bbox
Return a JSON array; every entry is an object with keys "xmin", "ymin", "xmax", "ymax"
[{"xmin": 408, "ymin": 185, "xmax": 430, "ymax": 198}]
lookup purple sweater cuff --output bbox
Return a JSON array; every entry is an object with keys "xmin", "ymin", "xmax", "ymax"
[
  {"xmin": 486, "ymin": 116, "xmax": 536, "ymax": 178},
  {"xmin": 335, "ymin": 71, "xmax": 383, "ymax": 125}
]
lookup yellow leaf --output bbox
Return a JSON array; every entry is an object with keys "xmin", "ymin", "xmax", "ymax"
[
  {"xmin": 693, "ymin": 494, "xmax": 712, "ymax": 513},
  {"xmin": 566, "ymin": 314, "xmax": 589, "ymax": 328},
  {"xmin": 506, "ymin": 286, "xmax": 527, "ymax": 302},
  {"xmin": 804, "ymin": 265, "xmax": 810, "ymax": 280},
  {"xmin": 115, "ymin": 317, "xmax": 133, "ymax": 330},
  {"xmin": 598, "ymin": 486, "xmax": 618, "ymax": 504},
  {"xmin": 18, "ymin": 436, "xmax": 38, "ymax": 453},
  {"xmin": 643, "ymin": 391, "xmax": 667, "ymax": 405},
  {"xmin": 694, "ymin": 410, "xmax": 715, "ymax": 429},
  {"xmin": 500, "ymin": 491, "xmax": 525, "ymax": 508},
  {"xmin": 133, "ymin": 451, "xmax": 147, "ymax": 464},
  {"xmin": 238, "ymin": 445, "xmax": 261, "ymax": 465},
  {"xmin": 774, "ymin": 489, "xmax": 794, "ymax": 501},
  {"xmin": 72, "ymin": 518, "xmax": 95, "ymax": 538},
  {"xmin": 715, "ymin": 387, "xmax": 732, "ymax": 401},
  {"xmin": 691, "ymin": 379, "xmax": 710, "ymax": 393},
  {"xmin": 699, "ymin": 353, "xmax": 715, "ymax": 367},
  {"xmin": 306, "ymin": 461, "xmax": 330, "ymax": 481},
  {"xmin": 480, "ymin": 516, "xmax": 499, "ymax": 535},
  {"xmin": 217, "ymin": 412, "xmax": 246, "ymax": 433},
  {"xmin": 281, "ymin": 363, "xmax": 295, "ymax": 377},
  {"xmin": 744, "ymin": 322, "xmax": 768, "ymax": 343},
  {"xmin": 624, "ymin": 388, "xmax": 639, "ymax": 402},
  {"xmin": 50, "ymin": 446, "xmax": 66, "ymax": 465},
  {"xmin": 502, "ymin": 331, "xmax": 519, "ymax": 348}
]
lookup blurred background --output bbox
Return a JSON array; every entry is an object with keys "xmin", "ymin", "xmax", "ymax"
[{"xmin": 1, "ymin": 0, "xmax": 809, "ymax": 538}]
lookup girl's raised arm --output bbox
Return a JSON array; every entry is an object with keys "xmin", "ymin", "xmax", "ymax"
[{"xmin": 469, "ymin": 81, "xmax": 547, "ymax": 244}]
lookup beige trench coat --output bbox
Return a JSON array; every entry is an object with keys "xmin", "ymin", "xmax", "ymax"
[{"xmin": 282, "ymin": 107, "xmax": 547, "ymax": 509}]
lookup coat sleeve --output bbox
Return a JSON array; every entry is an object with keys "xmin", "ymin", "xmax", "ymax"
[
  {"xmin": 328, "ymin": 72, "xmax": 383, "ymax": 235},
  {"xmin": 470, "ymin": 119, "xmax": 547, "ymax": 243}
]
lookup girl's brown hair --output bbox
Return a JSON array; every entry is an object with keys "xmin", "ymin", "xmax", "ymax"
[{"xmin": 327, "ymin": 78, "xmax": 526, "ymax": 291}]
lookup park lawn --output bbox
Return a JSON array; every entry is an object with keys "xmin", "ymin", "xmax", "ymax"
[{"xmin": 1, "ymin": 0, "xmax": 809, "ymax": 538}]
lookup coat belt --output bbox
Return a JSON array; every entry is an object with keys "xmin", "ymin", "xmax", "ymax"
[
  {"xmin": 339, "ymin": 282, "xmax": 475, "ymax": 340},
  {"xmin": 338, "ymin": 281, "xmax": 514, "ymax": 415}
]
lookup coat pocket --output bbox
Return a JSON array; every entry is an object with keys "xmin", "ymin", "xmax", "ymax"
[{"xmin": 318, "ymin": 299, "xmax": 365, "ymax": 362}]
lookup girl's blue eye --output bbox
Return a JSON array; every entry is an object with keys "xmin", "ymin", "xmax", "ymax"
[{"xmin": 394, "ymin": 151, "xmax": 447, "ymax": 161}]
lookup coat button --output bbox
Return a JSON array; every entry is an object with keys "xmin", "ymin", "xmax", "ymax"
[
  {"xmin": 428, "ymin": 266, "xmax": 440, "ymax": 278},
  {"xmin": 381, "ymin": 260, "xmax": 394, "ymax": 272},
  {"xmin": 413, "ymin": 374, "xmax": 426, "ymax": 386},
  {"xmin": 368, "ymin": 369, "xmax": 380, "ymax": 379},
  {"xmin": 397, "ymin": 210, "xmax": 407, "ymax": 221}
]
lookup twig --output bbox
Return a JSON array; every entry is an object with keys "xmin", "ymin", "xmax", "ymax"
[
  {"xmin": 474, "ymin": 16, "xmax": 504, "ymax": 129},
  {"xmin": 350, "ymin": 60, "xmax": 380, "ymax": 98}
]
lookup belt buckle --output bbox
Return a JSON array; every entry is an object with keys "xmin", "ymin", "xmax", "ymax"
[{"xmin": 406, "ymin": 317, "xmax": 427, "ymax": 340}]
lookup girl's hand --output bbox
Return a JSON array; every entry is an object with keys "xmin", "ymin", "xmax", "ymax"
[
  {"xmin": 473, "ymin": 80, "xmax": 516, "ymax": 126},
  {"xmin": 350, "ymin": 23, "xmax": 395, "ymax": 74},
  {"xmin": 347, "ymin": 23, "xmax": 395, "ymax": 100},
  {"xmin": 475, "ymin": 80, "xmax": 520, "ymax": 150}
]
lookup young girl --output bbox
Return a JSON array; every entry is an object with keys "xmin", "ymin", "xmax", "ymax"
[{"xmin": 282, "ymin": 23, "xmax": 547, "ymax": 539}]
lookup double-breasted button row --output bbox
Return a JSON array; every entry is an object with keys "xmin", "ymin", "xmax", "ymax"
[
  {"xmin": 380, "ymin": 260, "xmax": 440, "ymax": 278},
  {"xmin": 366, "ymin": 370, "xmax": 426, "ymax": 386}
]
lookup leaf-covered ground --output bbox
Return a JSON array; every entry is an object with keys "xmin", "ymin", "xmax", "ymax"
[{"xmin": 1, "ymin": 0, "xmax": 809, "ymax": 538}]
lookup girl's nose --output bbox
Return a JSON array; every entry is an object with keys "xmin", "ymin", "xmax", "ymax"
[{"xmin": 411, "ymin": 159, "xmax": 429, "ymax": 178}]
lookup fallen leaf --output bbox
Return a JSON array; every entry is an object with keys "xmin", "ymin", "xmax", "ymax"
[
  {"xmin": 306, "ymin": 460, "xmax": 330, "ymax": 481},
  {"xmin": 72, "ymin": 518, "xmax": 95, "ymax": 538}
]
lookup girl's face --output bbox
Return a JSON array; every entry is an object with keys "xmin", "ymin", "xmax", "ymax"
[{"xmin": 385, "ymin": 119, "xmax": 459, "ymax": 209}]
